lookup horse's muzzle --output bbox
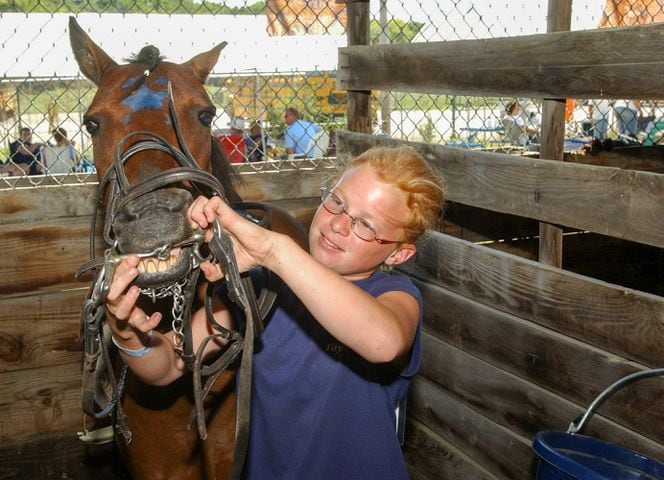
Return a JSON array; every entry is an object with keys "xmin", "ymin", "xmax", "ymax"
[{"xmin": 112, "ymin": 188, "xmax": 196, "ymax": 288}]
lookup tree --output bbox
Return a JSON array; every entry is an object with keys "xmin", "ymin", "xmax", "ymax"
[{"xmin": 370, "ymin": 18, "xmax": 424, "ymax": 44}]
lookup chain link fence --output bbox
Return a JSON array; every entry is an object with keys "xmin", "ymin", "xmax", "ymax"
[
  {"xmin": 375, "ymin": 0, "xmax": 664, "ymax": 156},
  {"xmin": 1, "ymin": 1, "xmax": 663, "ymax": 189}
]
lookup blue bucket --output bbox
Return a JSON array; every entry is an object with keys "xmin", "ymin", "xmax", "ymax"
[{"xmin": 533, "ymin": 431, "xmax": 664, "ymax": 480}]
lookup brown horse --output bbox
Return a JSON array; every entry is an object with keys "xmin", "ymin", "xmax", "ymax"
[
  {"xmin": 599, "ymin": 0, "xmax": 664, "ymax": 27},
  {"xmin": 69, "ymin": 17, "xmax": 307, "ymax": 479}
]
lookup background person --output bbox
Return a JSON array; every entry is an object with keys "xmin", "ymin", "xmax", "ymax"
[
  {"xmin": 588, "ymin": 98, "xmax": 612, "ymax": 140},
  {"xmin": 502, "ymin": 100, "xmax": 537, "ymax": 147},
  {"xmin": 103, "ymin": 146, "xmax": 445, "ymax": 479},
  {"xmin": 283, "ymin": 106, "xmax": 323, "ymax": 158},
  {"xmin": 614, "ymin": 99, "xmax": 641, "ymax": 140},
  {"xmin": 42, "ymin": 127, "xmax": 78, "ymax": 174},
  {"xmin": 245, "ymin": 121, "xmax": 268, "ymax": 162},
  {"xmin": 217, "ymin": 118, "xmax": 247, "ymax": 163},
  {"xmin": 7, "ymin": 127, "xmax": 43, "ymax": 175}
]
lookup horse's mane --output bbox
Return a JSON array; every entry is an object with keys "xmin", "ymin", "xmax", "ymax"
[{"xmin": 125, "ymin": 45, "xmax": 164, "ymax": 72}]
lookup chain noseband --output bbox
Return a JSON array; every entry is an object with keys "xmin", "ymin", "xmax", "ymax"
[{"xmin": 78, "ymin": 83, "xmax": 265, "ymax": 479}]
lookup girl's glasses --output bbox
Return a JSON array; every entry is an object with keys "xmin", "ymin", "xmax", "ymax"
[{"xmin": 320, "ymin": 188, "xmax": 403, "ymax": 244}]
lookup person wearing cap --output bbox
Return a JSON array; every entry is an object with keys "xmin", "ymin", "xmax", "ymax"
[{"xmin": 218, "ymin": 118, "xmax": 247, "ymax": 163}]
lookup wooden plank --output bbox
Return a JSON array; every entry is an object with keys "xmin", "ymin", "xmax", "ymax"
[
  {"xmin": 337, "ymin": 131, "xmax": 664, "ymax": 249},
  {"xmin": 401, "ymin": 231, "xmax": 664, "ymax": 368},
  {"xmin": 418, "ymin": 332, "xmax": 664, "ymax": 463},
  {"xmin": 417, "ymin": 279, "xmax": 664, "ymax": 443},
  {"xmin": 409, "ymin": 377, "xmax": 534, "ymax": 479},
  {"xmin": 236, "ymin": 167, "xmax": 334, "ymax": 201},
  {"xmin": 0, "ymin": 187, "xmax": 321, "ymax": 297},
  {"xmin": 564, "ymin": 146, "xmax": 664, "ymax": 172},
  {"xmin": 404, "ymin": 420, "xmax": 500, "ymax": 480},
  {"xmin": 0, "ymin": 362, "xmax": 84, "ymax": 443},
  {"xmin": 0, "ymin": 167, "xmax": 332, "ymax": 225},
  {"xmin": 538, "ymin": 0, "xmax": 570, "ymax": 268},
  {"xmin": 0, "ymin": 216, "xmax": 92, "ymax": 295},
  {"xmin": 0, "ymin": 431, "xmax": 129, "ymax": 480},
  {"xmin": 338, "ymin": 23, "xmax": 664, "ymax": 99},
  {"xmin": 0, "ymin": 289, "xmax": 86, "ymax": 373},
  {"xmin": 345, "ymin": 0, "xmax": 372, "ymax": 134},
  {"xmin": 0, "ymin": 183, "xmax": 97, "ymax": 225}
]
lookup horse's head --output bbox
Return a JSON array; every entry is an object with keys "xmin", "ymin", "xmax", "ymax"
[{"xmin": 69, "ymin": 17, "xmax": 233, "ymax": 288}]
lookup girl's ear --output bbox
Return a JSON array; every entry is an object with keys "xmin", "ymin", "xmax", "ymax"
[{"xmin": 384, "ymin": 243, "xmax": 416, "ymax": 266}]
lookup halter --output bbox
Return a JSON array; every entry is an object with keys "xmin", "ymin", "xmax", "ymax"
[{"xmin": 78, "ymin": 82, "xmax": 268, "ymax": 479}]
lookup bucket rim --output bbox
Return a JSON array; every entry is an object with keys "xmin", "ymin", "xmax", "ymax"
[
  {"xmin": 533, "ymin": 431, "xmax": 664, "ymax": 480},
  {"xmin": 534, "ymin": 431, "xmax": 612, "ymax": 480}
]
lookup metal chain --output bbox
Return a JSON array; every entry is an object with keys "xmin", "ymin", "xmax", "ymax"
[{"xmin": 140, "ymin": 278, "xmax": 187, "ymax": 353}]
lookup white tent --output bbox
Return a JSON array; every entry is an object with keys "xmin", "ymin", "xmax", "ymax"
[{"xmin": 0, "ymin": 13, "xmax": 346, "ymax": 79}]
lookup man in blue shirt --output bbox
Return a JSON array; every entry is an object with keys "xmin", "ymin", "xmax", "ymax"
[
  {"xmin": 284, "ymin": 107, "xmax": 322, "ymax": 158},
  {"xmin": 8, "ymin": 127, "xmax": 43, "ymax": 175}
]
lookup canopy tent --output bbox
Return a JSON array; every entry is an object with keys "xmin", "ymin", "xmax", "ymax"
[{"xmin": 0, "ymin": 13, "xmax": 346, "ymax": 79}]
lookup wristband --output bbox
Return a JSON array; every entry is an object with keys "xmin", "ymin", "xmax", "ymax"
[{"xmin": 111, "ymin": 330, "xmax": 153, "ymax": 357}]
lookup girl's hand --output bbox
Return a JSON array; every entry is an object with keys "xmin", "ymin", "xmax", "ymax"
[
  {"xmin": 188, "ymin": 195, "xmax": 277, "ymax": 273},
  {"xmin": 105, "ymin": 255, "xmax": 162, "ymax": 340}
]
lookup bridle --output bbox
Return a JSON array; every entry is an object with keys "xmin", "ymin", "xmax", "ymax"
[{"xmin": 78, "ymin": 83, "xmax": 269, "ymax": 479}]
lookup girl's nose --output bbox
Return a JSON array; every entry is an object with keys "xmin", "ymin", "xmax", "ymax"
[{"xmin": 329, "ymin": 211, "xmax": 352, "ymax": 236}]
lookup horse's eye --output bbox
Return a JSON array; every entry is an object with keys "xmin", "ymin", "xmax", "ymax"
[
  {"xmin": 199, "ymin": 110, "xmax": 215, "ymax": 128},
  {"xmin": 84, "ymin": 119, "xmax": 99, "ymax": 136}
]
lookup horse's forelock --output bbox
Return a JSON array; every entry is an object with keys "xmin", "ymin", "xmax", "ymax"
[{"xmin": 125, "ymin": 45, "xmax": 164, "ymax": 72}]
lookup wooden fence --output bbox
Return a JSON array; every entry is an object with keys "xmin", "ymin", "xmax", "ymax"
[
  {"xmin": 0, "ymin": 166, "xmax": 334, "ymax": 450},
  {"xmin": 337, "ymin": 3, "xmax": 664, "ymax": 477}
]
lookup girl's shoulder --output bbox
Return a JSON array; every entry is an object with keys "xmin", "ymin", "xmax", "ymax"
[{"xmin": 355, "ymin": 271, "xmax": 420, "ymax": 301}]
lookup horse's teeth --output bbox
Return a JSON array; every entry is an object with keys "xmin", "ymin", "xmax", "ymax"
[
  {"xmin": 137, "ymin": 261, "xmax": 145, "ymax": 273},
  {"xmin": 146, "ymin": 259, "xmax": 157, "ymax": 273}
]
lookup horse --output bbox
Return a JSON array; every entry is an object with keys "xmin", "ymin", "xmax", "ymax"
[
  {"xmin": 69, "ymin": 16, "xmax": 307, "ymax": 479},
  {"xmin": 598, "ymin": 0, "xmax": 664, "ymax": 28}
]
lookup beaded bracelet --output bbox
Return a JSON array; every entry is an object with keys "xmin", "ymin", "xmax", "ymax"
[{"xmin": 111, "ymin": 330, "xmax": 153, "ymax": 357}]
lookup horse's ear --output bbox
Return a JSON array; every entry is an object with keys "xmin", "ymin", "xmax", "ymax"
[
  {"xmin": 183, "ymin": 42, "xmax": 227, "ymax": 83},
  {"xmin": 68, "ymin": 16, "xmax": 118, "ymax": 85}
]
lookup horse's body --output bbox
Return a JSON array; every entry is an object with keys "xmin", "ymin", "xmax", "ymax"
[
  {"xmin": 69, "ymin": 17, "xmax": 307, "ymax": 479},
  {"xmin": 599, "ymin": 0, "xmax": 664, "ymax": 27}
]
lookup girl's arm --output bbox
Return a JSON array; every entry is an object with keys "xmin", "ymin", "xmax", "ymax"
[
  {"xmin": 189, "ymin": 197, "xmax": 420, "ymax": 366},
  {"xmin": 105, "ymin": 255, "xmax": 233, "ymax": 385}
]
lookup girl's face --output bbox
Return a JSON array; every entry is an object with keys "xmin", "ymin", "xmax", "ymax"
[{"xmin": 308, "ymin": 165, "xmax": 415, "ymax": 281}]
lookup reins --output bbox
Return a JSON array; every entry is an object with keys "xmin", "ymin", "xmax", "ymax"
[{"xmin": 78, "ymin": 83, "xmax": 266, "ymax": 479}]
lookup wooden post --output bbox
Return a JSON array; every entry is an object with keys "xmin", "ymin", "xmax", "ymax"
[
  {"xmin": 344, "ymin": 0, "xmax": 372, "ymax": 133},
  {"xmin": 538, "ymin": 0, "xmax": 572, "ymax": 268}
]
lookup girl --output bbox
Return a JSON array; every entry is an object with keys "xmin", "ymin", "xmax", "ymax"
[{"xmin": 106, "ymin": 145, "xmax": 444, "ymax": 479}]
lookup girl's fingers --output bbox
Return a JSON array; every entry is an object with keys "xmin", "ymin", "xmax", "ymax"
[
  {"xmin": 200, "ymin": 261, "xmax": 224, "ymax": 282},
  {"xmin": 110, "ymin": 285, "xmax": 141, "ymax": 321},
  {"xmin": 107, "ymin": 267, "xmax": 138, "ymax": 301},
  {"xmin": 127, "ymin": 310, "xmax": 162, "ymax": 333},
  {"xmin": 188, "ymin": 196, "xmax": 209, "ymax": 228}
]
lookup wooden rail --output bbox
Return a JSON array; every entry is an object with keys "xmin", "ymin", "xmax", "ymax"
[{"xmin": 338, "ymin": 23, "xmax": 664, "ymax": 99}]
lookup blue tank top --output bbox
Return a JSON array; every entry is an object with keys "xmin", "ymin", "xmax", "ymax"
[{"xmin": 241, "ymin": 271, "xmax": 423, "ymax": 480}]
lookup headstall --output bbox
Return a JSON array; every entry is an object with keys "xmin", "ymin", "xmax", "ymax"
[{"xmin": 77, "ymin": 83, "xmax": 267, "ymax": 479}]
